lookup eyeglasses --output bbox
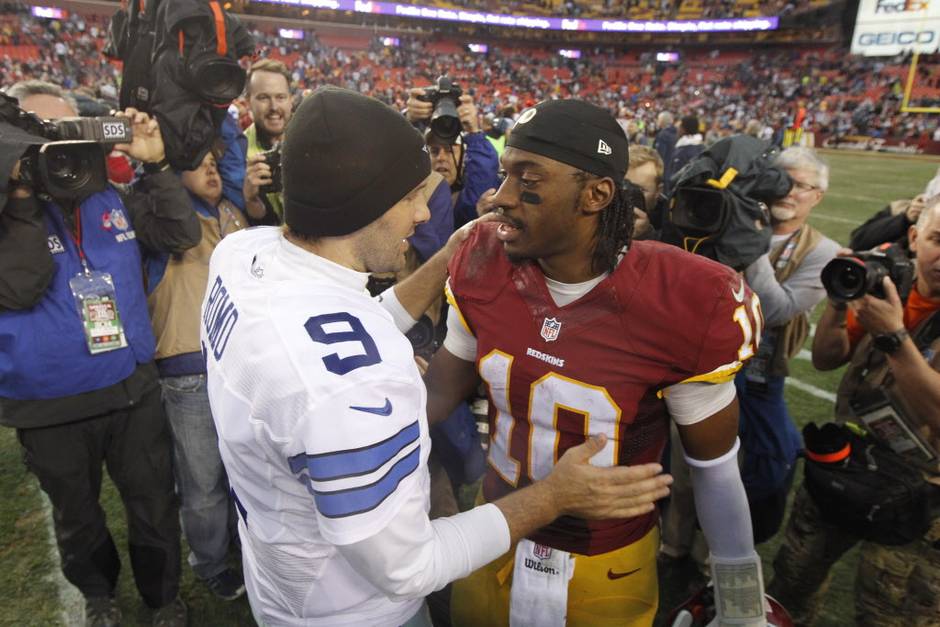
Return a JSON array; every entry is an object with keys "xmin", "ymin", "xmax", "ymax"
[{"xmin": 791, "ymin": 180, "xmax": 820, "ymax": 193}]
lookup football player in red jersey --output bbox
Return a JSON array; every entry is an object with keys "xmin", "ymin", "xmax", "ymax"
[{"xmin": 424, "ymin": 99, "xmax": 768, "ymax": 627}]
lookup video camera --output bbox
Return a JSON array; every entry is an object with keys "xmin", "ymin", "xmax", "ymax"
[
  {"xmin": 820, "ymin": 243, "xmax": 914, "ymax": 303},
  {"xmin": 0, "ymin": 93, "xmax": 132, "ymax": 199},
  {"xmin": 418, "ymin": 76, "xmax": 463, "ymax": 143},
  {"xmin": 660, "ymin": 136, "xmax": 791, "ymax": 271}
]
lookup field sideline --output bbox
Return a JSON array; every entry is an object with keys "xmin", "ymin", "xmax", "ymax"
[{"xmin": 1, "ymin": 151, "xmax": 937, "ymax": 626}]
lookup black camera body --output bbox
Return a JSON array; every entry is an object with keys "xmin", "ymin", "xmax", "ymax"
[
  {"xmin": 418, "ymin": 76, "xmax": 463, "ymax": 143},
  {"xmin": 621, "ymin": 179, "xmax": 648, "ymax": 214},
  {"xmin": 821, "ymin": 243, "xmax": 914, "ymax": 303},
  {"xmin": 0, "ymin": 94, "xmax": 132, "ymax": 199},
  {"xmin": 258, "ymin": 145, "xmax": 282, "ymax": 196}
]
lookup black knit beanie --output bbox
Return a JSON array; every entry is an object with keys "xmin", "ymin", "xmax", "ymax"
[
  {"xmin": 507, "ymin": 99, "xmax": 628, "ymax": 182},
  {"xmin": 282, "ymin": 87, "xmax": 431, "ymax": 237}
]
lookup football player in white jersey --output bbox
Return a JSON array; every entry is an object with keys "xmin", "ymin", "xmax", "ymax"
[{"xmin": 201, "ymin": 87, "xmax": 673, "ymax": 626}]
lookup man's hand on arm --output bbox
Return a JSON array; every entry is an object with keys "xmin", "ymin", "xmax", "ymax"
[{"xmin": 493, "ymin": 435, "xmax": 672, "ymax": 547}]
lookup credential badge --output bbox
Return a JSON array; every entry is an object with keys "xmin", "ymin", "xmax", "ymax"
[{"xmin": 540, "ymin": 317, "xmax": 562, "ymax": 342}]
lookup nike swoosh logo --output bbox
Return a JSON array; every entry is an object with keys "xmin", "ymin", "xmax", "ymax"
[
  {"xmin": 731, "ymin": 277, "xmax": 746, "ymax": 303},
  {"xmin": 606, "ymin": 567, "xmax": 641, "ymax": 580},
  {"xmin": 349, "ymin": 398, "xmax": 393, "ymax": 416}
]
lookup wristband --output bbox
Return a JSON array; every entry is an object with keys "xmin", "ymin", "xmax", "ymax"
[{"xmin": 143, "ymin": 158, "xmax": 171, "ymax": 175}]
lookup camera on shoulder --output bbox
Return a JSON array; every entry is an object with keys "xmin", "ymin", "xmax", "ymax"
[
  {"xmin": 821, "ymin": 243, "xmax": 914, "ymax": 303},
  {"xmin": 1, "ymin": 94, "xmax": 133, "ymax": 199},
  {"xmin": 417, "ymin": 76, "xmax": 463, "ymax": 143}
]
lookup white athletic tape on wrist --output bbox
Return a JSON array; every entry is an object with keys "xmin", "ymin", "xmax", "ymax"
[{"xmin": 709, "ymin": 552, "xmax": 766, "ymax": 626}]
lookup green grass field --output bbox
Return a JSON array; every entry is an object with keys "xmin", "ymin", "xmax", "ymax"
[{"xmin": 1, "ymin": 150, "xmax": 937, "ymax": 626}]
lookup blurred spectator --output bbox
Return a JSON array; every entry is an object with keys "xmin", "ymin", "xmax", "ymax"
[
  {"xmin": 653, "ymin": 110, "xmax": 677, "ymax": 182},
  {"xmin": 242, "ymin": 58, "xmax": 292, "ymax": 224},
  {"xmin": 667, "ymin": 115, "xmax": 704, "ymax": 193},
  {"xmin": 0, "ymin": 79, "xmax": 197, "ymax": 627},
  {"xmin": 146, "ymin": 149, "xmax": 249, "ymax": 602}
]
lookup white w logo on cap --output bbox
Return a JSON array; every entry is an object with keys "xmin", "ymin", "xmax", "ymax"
[{"xmin": 597, "ymin": 139, "xmax": 612, "ymax": 155}]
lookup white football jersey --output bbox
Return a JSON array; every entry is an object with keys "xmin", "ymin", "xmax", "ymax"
[{"xmin": 201, "ymin": 227, "xmax": 430, "ymax": 626}]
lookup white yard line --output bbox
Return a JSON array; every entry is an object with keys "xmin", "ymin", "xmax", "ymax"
[
  {"xmin": 38, "ymin": 489, "xmax": 84, "ymax": 626},
  {"xmin": 811, "ymin": 212, "xmax": 859, "ymax": 225},
  {"xmin": 785, "ymin": 377, "xmax": 837, "ymax": 403}
]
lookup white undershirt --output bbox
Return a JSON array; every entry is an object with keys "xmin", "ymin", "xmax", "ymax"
[{"xmin": 443, "ymin": 274, "xmax": 734, "ymax": 426}]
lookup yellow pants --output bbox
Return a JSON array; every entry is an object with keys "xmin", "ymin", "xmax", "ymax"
[{"xmin": 451, "ymin": 526, "xmax": 660, "ymax": 627}]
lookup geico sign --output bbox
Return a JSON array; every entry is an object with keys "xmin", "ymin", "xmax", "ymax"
[{"xmin": 857, "ymin": 30, "xmax": 936, "ymax": 45}]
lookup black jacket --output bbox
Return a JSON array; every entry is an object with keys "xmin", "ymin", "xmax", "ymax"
[{"xmin": 849, "ymin": 201, "xmax": 915, "ymax": 252}]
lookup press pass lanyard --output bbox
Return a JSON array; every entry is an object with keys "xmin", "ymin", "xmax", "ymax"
[
  {"xmin": 773, "ymin": 229, "xmax": 801, "ymax": 272},
  {"xmin": 69, "ymin": 203, "xmax": 92, "ymax": 274},
  {"xmin": 65, "ymin": 203, "xmax": 128, "ymax": 354}
]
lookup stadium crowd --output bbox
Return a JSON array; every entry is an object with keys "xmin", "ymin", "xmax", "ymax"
[
  {"xmin": 2, "ymin": 2, "xmax": 939, "ymax": 145},
  {"xmin": 2, "ymin": 1, "xmax": 940, "ymax": 627}
]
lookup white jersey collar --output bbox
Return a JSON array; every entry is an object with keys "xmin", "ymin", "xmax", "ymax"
[{"xmin": 277, "ymin": 232, "xmax": 371, "ymax": 294}]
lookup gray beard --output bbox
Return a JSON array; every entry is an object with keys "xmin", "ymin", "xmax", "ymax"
[{"xmin": 771, "ymin": 205, "xmax": 797, "ymax": 222}]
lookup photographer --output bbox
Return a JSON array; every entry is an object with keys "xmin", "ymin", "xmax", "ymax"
[
  {"xmin": 737, "ymin": 146, "xmax": 840, "ymax": 542},
  {"xmin": 405, "ymin": 80, "xmax": 500, "ymax": 230},
  {"xmin": 242, "ymin": 59, "xmax": 292, "ymax": 224},
  {"xmin": 0, "ymin": 80, "xmax": 198, "ymax": 627},
  {"xmin": 768, "ymin": 200, "xmax": 940, "ymax": 626}
]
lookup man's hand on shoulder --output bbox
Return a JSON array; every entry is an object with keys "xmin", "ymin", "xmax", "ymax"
[
  {"xmin": 441, "ymin": 211, "xmax": 500, "ymax": 261},
  {"xmin": 475, "ymin": 187, "xmax": 498, "ymax": 217}
]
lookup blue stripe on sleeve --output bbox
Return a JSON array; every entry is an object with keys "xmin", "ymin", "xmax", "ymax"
[
  {"xmin": 313, "ymin": 445, "xmax": 420, "ymax": 519},
  {"xmin": 289, "ymin": 421, "xmax": 420, "ymax": 482}
]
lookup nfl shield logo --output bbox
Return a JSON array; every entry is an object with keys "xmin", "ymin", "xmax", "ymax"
[
  {"xmin": 533, "ymin": 543, "xmax": 552, "ymax": 560},
  {"xmin": 540, "ymin": 317, "xmax": 562, "ymax": 342}
]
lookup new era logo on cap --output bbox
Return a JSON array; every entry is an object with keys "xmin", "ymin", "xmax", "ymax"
[{"xmin": 597, "ymin": 139, "xmax": 612, "ymax": 155}]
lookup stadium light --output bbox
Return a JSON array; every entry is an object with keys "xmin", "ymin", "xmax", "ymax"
[{"xmin": 252, "ymin": 0, "xmax": 779, "ymax": 34}]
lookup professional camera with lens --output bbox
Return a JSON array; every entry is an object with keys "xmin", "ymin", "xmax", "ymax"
[
  {"xmin": 0, "ymin": 94, "xmax": 132, "ymax": 199},
  {"xmin": 821, "ymin": 243, "xmax": 914, "ymax": 303},
  {"xmin": 258, "ymin": 145, "xmax": 282, "ymax": 195},
  {"xmin": 418, "ymin": 76, "xmax": 464, "ymax": 143}
]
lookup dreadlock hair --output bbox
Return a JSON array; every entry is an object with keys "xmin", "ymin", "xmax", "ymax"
[{"xmin": 572, "ymin": 171, "xmax": 635, "ymax": 275}]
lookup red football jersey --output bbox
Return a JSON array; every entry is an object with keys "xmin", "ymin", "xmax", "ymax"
[{"xmin": 448, "ymin": 223, "xmax": 761, "ymax": 555}]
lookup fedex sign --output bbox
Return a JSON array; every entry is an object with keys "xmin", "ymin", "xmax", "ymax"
[{"xmin": 852, "ymin": 0, "xmax": 940, "ymax": 55}]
